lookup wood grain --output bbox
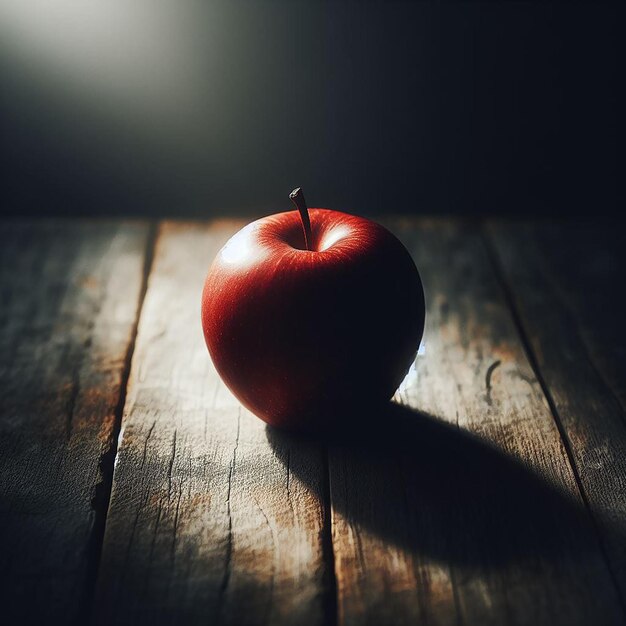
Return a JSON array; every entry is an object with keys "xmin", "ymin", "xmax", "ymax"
[
  {"xmin": 0, "ymin": 220, "xmax": 151, "ymax": 624},
  {"xmin": 487, "ymin": 220, "xmax": 626, "ymax": 604},
  {"xmin": 5, "ymin": 217, "xmax": 622, "ymax": 625},
  {"xmin": 93, "ymin": 221, "xmax": 330, "ymax": 626},
  {"xmin": 322, "ymin": 220, "xmax": 626, "ymax": 625}
]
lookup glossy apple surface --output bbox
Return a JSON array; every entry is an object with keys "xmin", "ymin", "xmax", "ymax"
[{"xmin": 201, "ymin": 208, "xmax": 425, "ymax": 431}]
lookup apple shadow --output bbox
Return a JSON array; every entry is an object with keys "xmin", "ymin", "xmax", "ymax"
[{"xmin": 266, "ymin": 401, "xmax": 610, "ymax": 566}]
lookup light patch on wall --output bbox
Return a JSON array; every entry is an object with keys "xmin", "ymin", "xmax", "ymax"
[{"xmin": 0, "ymin": 0, "xmax": 221, "ymax": 134}]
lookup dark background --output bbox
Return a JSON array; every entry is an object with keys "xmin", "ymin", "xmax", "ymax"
[{"xmin": 0, "ymin": 1, "xmax": 620, "ymax": 219}]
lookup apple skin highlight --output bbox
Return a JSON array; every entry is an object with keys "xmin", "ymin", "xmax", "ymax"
[{"xmin": 202, "ymin": 205, "xmax": 425, "ymax": 431}]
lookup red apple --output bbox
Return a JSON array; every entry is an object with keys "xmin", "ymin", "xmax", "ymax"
[{"xmin": 201, "ymin": 189, "xmax": 425, "ymax": 431}]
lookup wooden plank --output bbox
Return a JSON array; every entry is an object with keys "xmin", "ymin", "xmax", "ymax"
[
  {"xmin": 93, "ymin": 221, "xmax": 330, "ymax": 625},
  {"xmin": 322, "ymin": 219, "xmax": 625, "ymax": 625},
  {"xmin": 487, "ymin": 219, "xmax": 626, "ymax": 603},
  {"xmin": 0, "ymin": 220, "xmax": 151, "ymax": 624}
]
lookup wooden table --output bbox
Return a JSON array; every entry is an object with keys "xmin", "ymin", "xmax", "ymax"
[{"xmin": 1, "ymin": 218, "xmax": 624, "ymax": 626}]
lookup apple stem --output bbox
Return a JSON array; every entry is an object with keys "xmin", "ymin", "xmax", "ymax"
[{"xmin": 290, "ymin": 187, "xmax": 313, "ymax": 251}]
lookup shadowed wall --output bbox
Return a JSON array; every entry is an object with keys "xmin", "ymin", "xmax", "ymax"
[{"xmin": 0, "ymin": 1, "xmax": 620, "ymax": 218}]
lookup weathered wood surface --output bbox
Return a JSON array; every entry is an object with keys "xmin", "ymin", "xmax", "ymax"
[
  {"xmin": 487, "ymin": 220, "xmax": 626, "ymax": 603},
  {"xmin": 93, "ymin": 221, "xmax": 330, "ymax": 625},
  {"xmin": 2, "ymin": 217, "xmax": 625, "ymax": 626},
  {"xmin": 0, "ymin": 220, "xmax": 150, "ymax": 624},
  {"xmin": 323, "ymin": 220, "xmax": 625, "ymax": 625}
]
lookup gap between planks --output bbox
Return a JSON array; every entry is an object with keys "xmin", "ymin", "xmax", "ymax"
[
  {"xmin": 481, "ymin": 222, "xmax": 626, "ymax": 615},
  {"xmin": 79, "ymin": 221, "xmax": 159, "ymax": 624},
  {"xmin": 322, "ymin": 447, "xmax": 339, "ymax": 626}
]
